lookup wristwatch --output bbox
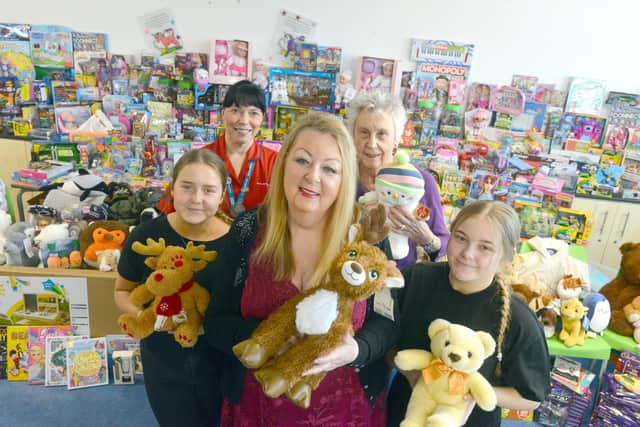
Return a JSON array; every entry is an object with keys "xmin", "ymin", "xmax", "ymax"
[{"xmin": 423, "ymin": 234, "xmax": 439, "ymax": 253}]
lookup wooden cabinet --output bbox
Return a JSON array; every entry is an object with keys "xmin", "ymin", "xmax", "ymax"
[{"xmin": 572, "ymin": 197, "xmax": 640, "ymax": 269}]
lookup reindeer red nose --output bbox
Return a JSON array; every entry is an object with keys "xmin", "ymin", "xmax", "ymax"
[{"xmin": 154, "ymin": 273, "xmax": 164, "ymax": 282}]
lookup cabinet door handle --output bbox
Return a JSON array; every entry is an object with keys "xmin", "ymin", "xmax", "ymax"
[
  {"xmin": 598, "ymin": 211, "xmax": 608, "ymax": 238},
  {"xmin": 619, "ymin": 212, "xmax": 630, "ymax": 239}
]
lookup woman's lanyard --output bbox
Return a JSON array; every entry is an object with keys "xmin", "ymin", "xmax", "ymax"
[{"xmin": 227, "ymin": 159, "xmax": 256, "ymax": 217}]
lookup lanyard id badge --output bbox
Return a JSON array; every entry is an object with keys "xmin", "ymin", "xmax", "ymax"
[{"xmin": 227, "ymin": 159, "xmax": 256, "ymax": 217}]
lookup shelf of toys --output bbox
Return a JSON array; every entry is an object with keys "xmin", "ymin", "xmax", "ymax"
[{"xmin": 0, "ymin": 20, "xmax": 638, "ymax": 426}]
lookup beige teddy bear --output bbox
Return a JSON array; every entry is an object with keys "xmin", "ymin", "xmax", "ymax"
[{"xmin": 394, "ymin": 319, "xmax": 497, "ymax": 427}]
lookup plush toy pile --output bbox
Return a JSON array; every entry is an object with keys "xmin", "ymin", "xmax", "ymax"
[
  {"xmin": 118, "ymin": 238, "xmax": 216, "ymax": 348},
  {"xmin": 500, "ymin": 237, "xmax": 619, "ymax": 346},
  {"xmin": 232, "ymin": 224, "xmax": 404, "ymax": 408},
  {"xmin": 394, "ymin": 319, "xmax": 497, "ymax": 427}
]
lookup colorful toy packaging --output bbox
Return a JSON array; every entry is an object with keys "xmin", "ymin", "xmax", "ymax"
[
  {"xmin": 274, "ymin": 105, "xmax": 308, "ymax": 141},
  {"xmin": 357, "ymin": 56, "xmax": 397, "ymax": 95},
  {"xmin": 209, "ymin": 39, "xmax": 249, "ymax": 85},
  {"xmin": 268, "ymin": 68, "xmax": 334, "ymax": 111},
  {"xmin": 591, "ymin": 352, "xmax": 640, "ymax": 427},
  {"xmin": 316, "ymin": 46, "xmax": 341, "ymax": 73}
]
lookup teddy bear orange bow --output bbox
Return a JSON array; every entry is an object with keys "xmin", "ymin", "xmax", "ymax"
[{"xmin": 422, "ymin": 357, "xmax": 469, "ymax": 395}]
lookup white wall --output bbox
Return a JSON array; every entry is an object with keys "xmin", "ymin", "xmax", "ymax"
[{"xmin": 5, "ymin": 0, "xmax": 639, "ymax": 93}]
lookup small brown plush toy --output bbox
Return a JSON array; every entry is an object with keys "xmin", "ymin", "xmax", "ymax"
[
  {"xmin": 118, "ymin": 238, "xmax": 217, "ymax": 348},
  {"xmin": 600, "ymin": 242, "xmax": 640, "ymax": 336},
  {"xmin": 232, "ymin": 224, "xmax": 404, "ymax": 408}
]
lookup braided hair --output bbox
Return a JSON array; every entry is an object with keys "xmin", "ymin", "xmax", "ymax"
[
  {"xmin": 449, "ymin": 200, "xmax": 520, "ymax": 378},
  {"xmin": 494, "ymin": 276, "xmax": 512, "ymax": 377}
]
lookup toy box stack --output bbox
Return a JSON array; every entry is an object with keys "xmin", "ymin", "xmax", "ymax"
[
  {"xmin": 534, "ymin": 356, "xmax": 597, "ymax": 426},
  {"xmin": 590, "ymin": 351, "xmax": 640, "ymax": 426},
  {"xmin": 1, "ymin": 18, "xmax": 639, "ymax": 265}
]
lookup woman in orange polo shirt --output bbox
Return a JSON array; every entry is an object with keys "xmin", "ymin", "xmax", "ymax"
[{"xmin": 159, "ymin": 80, "xmax": 278, "ymax": 217}]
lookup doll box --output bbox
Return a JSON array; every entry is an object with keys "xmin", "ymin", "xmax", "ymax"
[
  {"xmin": 356, "ymin": 56, "xmax": 398, "ymax": 95},
  {"xmin": 209, "ymin": 39, "xmax": 250, "ymax": 85}
]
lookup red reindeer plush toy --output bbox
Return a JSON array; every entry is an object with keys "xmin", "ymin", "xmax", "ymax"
[
  {"xmin": 233, "ymin": 224, "xmax": 404, "ymax": 408},
  {"xmin": 118, "ymin": 238, "xmax": 217, "ymax": 347}
]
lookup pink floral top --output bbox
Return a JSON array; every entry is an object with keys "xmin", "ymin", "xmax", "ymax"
[{"xmin": 220, "ymin": 248, "xmax": 387, "ymax": 427}]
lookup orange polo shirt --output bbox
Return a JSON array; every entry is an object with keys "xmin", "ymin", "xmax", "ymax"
[{"xmin": 157, "ymin": 134, "xmax": 278, "ymax": 217}]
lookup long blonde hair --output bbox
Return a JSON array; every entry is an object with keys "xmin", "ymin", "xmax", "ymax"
[
  {"xmin": 449, "ymin": 200, "xmax": 520, "ymax": 377},
  {"xmin": 254, "ymin": 113, "xmax": 358, "ymax": 288}
]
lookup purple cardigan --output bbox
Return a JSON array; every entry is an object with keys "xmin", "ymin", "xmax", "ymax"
[{"xmin": 357, "ymin": 167, "xmax": 449, "ymax": 271}]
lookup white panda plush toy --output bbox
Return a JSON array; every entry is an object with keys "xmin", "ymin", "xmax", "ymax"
[{"xmin": 359, "ymin": 151, "xmax": 425, "ymax": 260}]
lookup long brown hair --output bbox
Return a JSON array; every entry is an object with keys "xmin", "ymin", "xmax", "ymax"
[{"xmin": 170, "ymin": 148, "xmax": 231, "ymax": 224}]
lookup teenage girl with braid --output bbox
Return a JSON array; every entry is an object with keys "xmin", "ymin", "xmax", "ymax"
[{"xmin": 387, "ymin": 201, "xmax": 550, "ymax": 426}]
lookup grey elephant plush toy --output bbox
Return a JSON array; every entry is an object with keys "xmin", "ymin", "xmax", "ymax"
[{"xmin": 3, "ymin": 222, "xmax": 39, "ymax": 267}]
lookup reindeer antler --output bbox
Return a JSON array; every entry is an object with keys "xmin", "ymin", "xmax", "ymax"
[
  {"xmin": 132, "ymin": 238, "xmax": 166, "ymax": 256},
  {"xmin": 184, "ymin": 241, "xmax": 217, "ymax": 262}
]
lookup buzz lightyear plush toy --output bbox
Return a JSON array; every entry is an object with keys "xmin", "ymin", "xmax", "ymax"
[{"xmin": 359, "ymin": 151, "xmax": 425, "ymax": 260}]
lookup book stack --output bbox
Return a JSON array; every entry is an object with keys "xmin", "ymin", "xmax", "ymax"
[
  {"xmin": 4, "ymin": 324, "xmax": 112, "ymax": 390},
  {"xmin": 11, "ymin": 160, "xmax": 73, "ymax": 188}
]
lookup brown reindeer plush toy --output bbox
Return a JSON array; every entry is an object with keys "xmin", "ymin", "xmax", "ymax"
[
  {"xmin": 233, "ymin": 224, "xmax": 404, "ymax": 408},
  {"xmin": 118, "ymin": 238, "xmax": 217, "ymax": 348}
]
